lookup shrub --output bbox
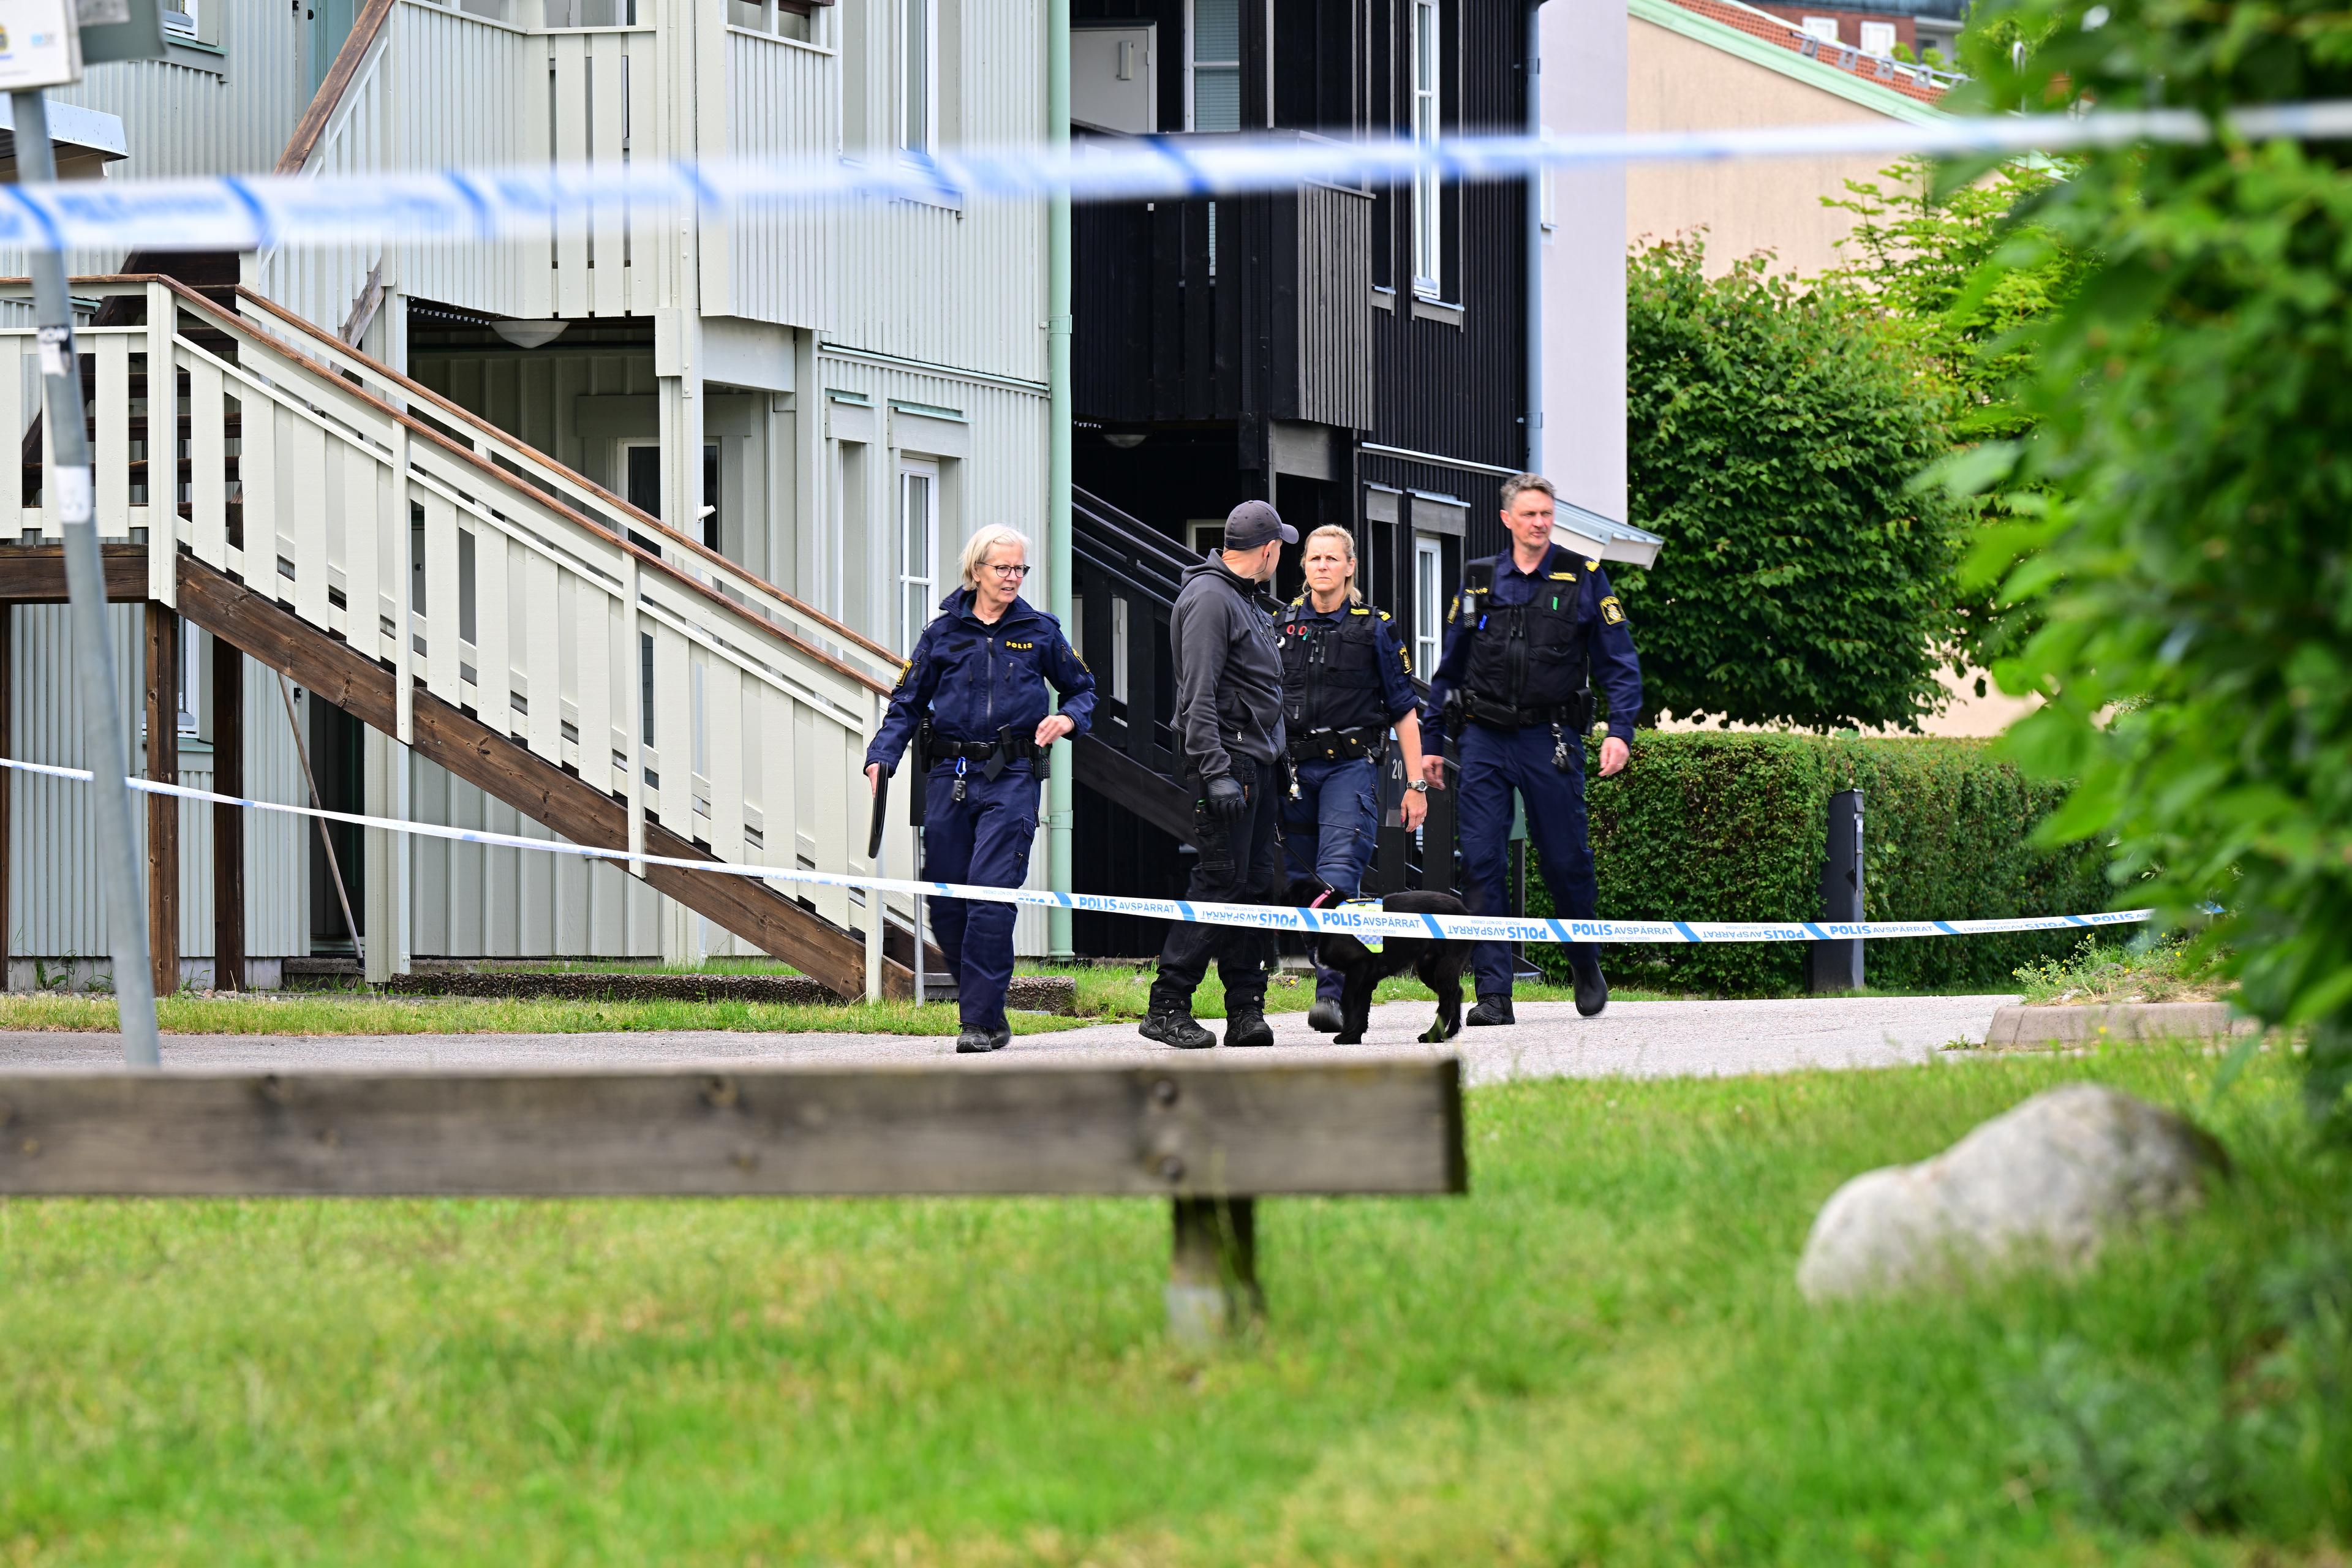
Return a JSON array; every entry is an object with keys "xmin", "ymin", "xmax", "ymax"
[
  {"xmin": 1618, "ymin": 239, "xmax": 1970, "ymax": 733},
  {"xmin": 1523, "ymin": 732, "xmax": 2111, "ymax": 995}
]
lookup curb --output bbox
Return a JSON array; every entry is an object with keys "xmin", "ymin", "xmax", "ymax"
[{"xmin": 1984, "ymin": 1001, "xmax": 2255, "ymax": 1047}]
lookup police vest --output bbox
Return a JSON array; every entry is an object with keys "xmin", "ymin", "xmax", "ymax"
[
  {"xmin": 1279, "ymin": 601, "xmax": 1390, "ymax": 737},
  {"xmin": 1458, "ymin": 554, "xmax": 1589, "ymax": 715}
]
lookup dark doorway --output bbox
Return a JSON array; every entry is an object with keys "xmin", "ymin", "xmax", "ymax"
[{"xmin": 306, "ymin": 694, "xmax": 366, "ymax": 954}]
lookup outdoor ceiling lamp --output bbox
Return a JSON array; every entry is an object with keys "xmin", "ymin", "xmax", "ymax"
[{"xmin": 491, "ymin": 318, "xmax": 569, "ymax": 349}]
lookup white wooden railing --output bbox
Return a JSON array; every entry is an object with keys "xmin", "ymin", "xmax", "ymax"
[{"xmin": 2, "ymin": 278, "xmax": 917, "ymax": 952}]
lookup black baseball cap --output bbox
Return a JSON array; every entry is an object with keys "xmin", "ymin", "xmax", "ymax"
[{"xmin": 1225, "ymin": 499, "xmax": 1297, "ymax": 550}]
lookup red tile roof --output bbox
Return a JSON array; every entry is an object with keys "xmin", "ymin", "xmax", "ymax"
[{"xmin": 1665, "ymin": 0, "xmax": 1954, "ymax": 107}]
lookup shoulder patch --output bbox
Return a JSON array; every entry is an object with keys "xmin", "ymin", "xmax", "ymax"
[
  {"xmin": 1446, "ymin": 594, "xmax": 1461, "ymax": 625},
  {"xmin": 1376, "ymin": 609, "xmax": 1392, "ymax": 621},
  {"xmin": 1586, "ymin": 558, "xmax": 1601, "ymax": 571},
  {"xmin": 893, "ymin": 658, "xmax": 912, "ymax": 689},
  {"xmin": 1599, "ymin": 595, "xmax": 1627, "ymax": 626}
]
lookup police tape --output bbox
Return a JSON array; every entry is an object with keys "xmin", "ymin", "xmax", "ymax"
[
  {"xmin": 3, "ymin": 100, "xmax": 2352, "ymax": 254},
  {"xmin": 0, "ymin": 755, "xmax": 2151, "ymax": 946}
]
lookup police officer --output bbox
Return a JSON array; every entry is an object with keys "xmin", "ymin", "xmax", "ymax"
[
  {"xmin": 867, "ymin": 524, "xmax": 1095, "ymax": 1054},
  {"xmin": 1140, "ymin": 499, "xmax": 1295, "ymax": 1050},
  {"xmin": 1279, "ymin": 524, "xmax": 1429, "ymax": 1034},
  {"xmin": 1423, "ymin": 473, "xmax": 1642, "ymax": 1022}
]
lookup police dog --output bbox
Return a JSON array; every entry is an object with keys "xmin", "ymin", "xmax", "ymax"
[{"xmin": 1291, "ymin": 876, "xmax": 1471, "ymax": 1045}]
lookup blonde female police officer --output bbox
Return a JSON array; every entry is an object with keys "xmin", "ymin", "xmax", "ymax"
[
  {"xmin": 1279, "ymin": 525, "xmax": 1428, "ymax": 1033},
  {"xmin": 866, "ymin": 525, "xmax": 1095, "ymax": 1054}
]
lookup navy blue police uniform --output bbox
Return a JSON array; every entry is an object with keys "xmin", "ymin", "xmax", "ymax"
[
  {"xmin": 866, "ymin": 588, "xmax": 1095, "ymax": 1041},
  {"xmin": 1423, "ymin": 544, "xmax": 1642, "ymax": 1010},
  {"xmin": 1276, "ymin": 595, "xmax": 1419, "ymax": 1006}
]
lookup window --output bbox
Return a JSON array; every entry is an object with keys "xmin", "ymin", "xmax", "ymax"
[
  {"xmin": 1413, "ymin": 534, "xmax": 1444, "ymax": 676},
  {"xmin": 1800, "ymin": 15, "xmax": 1841, "ymax": 42},
  {"xmin": 1186, "ymin": 0, "xmax": 1241, "ymax": 132},
  {"xmin": 1858, "ymin": 20, "xmax": 1896, "ymax": 55},
  {"xmin": 1411, "ymin": 0, "xmax": 1442, "ymax": 297},
  {"xmin": 901, "ymin": 0, "xmax": 937, "ymax": 155},
  {"xmin": 897, "ymin": 462, "xmax": 938, "ymax": 655}
]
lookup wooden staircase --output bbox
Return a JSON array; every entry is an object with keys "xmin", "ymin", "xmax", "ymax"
[{"xmin": 6, "ymin": 276, "xmax": 926, "ymax": 998}]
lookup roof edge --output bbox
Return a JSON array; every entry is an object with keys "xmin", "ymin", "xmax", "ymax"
[{"xmin": 1629, "ymin": 0, "xmax": 1953, "ymax": 127}]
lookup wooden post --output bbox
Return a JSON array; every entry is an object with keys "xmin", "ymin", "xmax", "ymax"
[
  {"xmin": 1167, "ymin": 1197, "xmax": 1262, "ymax": 1344},
  {"xmin": 211, "ymin": 636, "xmax": 244, "ymax": 992},
  {"xmin": 145, "ymin": 605, "xmax": 179, "ymax": 998},
  {"xmin": 0, "ymin": 601, "xmax": 11, "ymax": 991}
]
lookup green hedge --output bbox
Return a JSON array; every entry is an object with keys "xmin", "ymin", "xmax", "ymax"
[{"xmin": 1521, "ymin": 733, "xmax": 2113, "ymax": 995}]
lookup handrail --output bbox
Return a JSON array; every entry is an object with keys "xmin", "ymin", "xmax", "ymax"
[
  {"xmin": 225, "ymin": 285, "xmax": 903, "ymax": 679},
  {"xmin": 126, "ymin": 277, "xmax": 896, "ymax": 698},
  {"xmin": 277, "ymin": 0, "xmax": 399, "ymax": 175}
]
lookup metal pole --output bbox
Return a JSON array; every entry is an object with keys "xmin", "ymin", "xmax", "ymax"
[
  {"xmin": 11, "ymin": 89, "xmax": 161, "ymax": 1068},
  {"xmin": 1045, "ymin": 0, "xmax": 1076, "ymax": 960}
]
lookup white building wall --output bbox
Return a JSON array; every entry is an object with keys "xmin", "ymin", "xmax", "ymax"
[
  {"xmin": 8, "ymin": 609, "xmax": 308, "ymax": 978},
  {"xmin": 1542, "ymin": 0, "xmax": 1629, "ymax": 524}
]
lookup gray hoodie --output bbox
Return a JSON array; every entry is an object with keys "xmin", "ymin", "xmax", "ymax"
[{"xmin": 1169, "ymin": 553, "xmax": 1286, "ymax": 780}]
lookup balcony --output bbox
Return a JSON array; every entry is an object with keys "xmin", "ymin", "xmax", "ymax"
[{"xmin": 1074, "ymin": 132, "xmax": 1373, "ymax": 434}]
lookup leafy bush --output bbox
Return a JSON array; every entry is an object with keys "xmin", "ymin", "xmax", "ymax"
[
  {"xmin": 1524, "ymin": 732, "xmax": 2111, "ymax": 995},
  {"xmin": 1953, "ymin": 0, "xmax": 2352, "ymax": 1128},
  {"xmin": 1617, "ymin": 239, "xmax": 1970, "ymax": 733}
]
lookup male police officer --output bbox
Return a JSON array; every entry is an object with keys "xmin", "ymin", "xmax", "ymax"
[
  {"xmin": 1141, "ymin": 499, "xmax": 1295, "ymax": 1050},
  {"xmin": 1422, "ymin": 473, "xmax": 1642, "ymax": 1022}
]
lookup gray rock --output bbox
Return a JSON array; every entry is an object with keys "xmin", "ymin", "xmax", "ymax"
[{"xmin": 1796, "ymin": 1083, "xmax": 2227, "ymax": 1302}]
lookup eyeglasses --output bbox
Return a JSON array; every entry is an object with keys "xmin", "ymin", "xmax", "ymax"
[{"xmin": 986, "ymin": 563, "xmax": 1031, "ymax": 579}]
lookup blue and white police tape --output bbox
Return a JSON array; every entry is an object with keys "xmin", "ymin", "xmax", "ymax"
[
  {"xmin": 6, "ymin": 100, "xmax": 2352, "ymax": 254},
  {"xmin": 0, "ymin": 755, "xmax": 2150, "ymax": 946}
]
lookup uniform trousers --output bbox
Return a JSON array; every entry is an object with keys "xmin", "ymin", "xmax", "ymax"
[
  {"xmin": 1279, "ymin": 753, "xmax": 1381, "ymax": 1004},
  {"xmin": 1151, "ymin": 754, "xmax": 1286, "ymax": 1017},
  {"xmin": 1453, "ymin": 722, "xmax": 1600, "ymax": 1001},
  {"xmin": 921, "ymin": 761, "xmax": 1038, "ymax": 1033}
]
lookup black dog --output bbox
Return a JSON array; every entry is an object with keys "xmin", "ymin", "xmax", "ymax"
[{"xmin": 1291, "ymin": 876, "xmax": 1472, "ymax": 1045}]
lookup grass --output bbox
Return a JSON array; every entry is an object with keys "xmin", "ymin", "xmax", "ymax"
[
  {"xmin": 1, "ymin": 1041, "xmax": 2345, "ymax": 1564},
  {"xmin": 2015, "ymin": 935, "xmax": 2231, "ymax": 1006},
  {"xmin": 0, "ymin": 966, "xmax": 1601, "ymax": 1035}
]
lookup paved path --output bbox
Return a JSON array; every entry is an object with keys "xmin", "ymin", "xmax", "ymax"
[{"xmin": 0, "ymin": 995, "xmax": 2017, "ymax": 1084}]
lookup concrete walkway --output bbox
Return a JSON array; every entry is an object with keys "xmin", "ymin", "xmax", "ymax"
[{"xmin": 0, "ymin": 994, "xmax": 2017, "ymax": 1085}]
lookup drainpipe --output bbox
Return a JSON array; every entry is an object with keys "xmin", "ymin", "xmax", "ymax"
[
  {"xmin": 1526, "ymin": 0, "xmax": 1547, "ymax": 475},
  {"xmin": 1046, "ymin": 0, "xmax": 1076, "ymax": 959}
]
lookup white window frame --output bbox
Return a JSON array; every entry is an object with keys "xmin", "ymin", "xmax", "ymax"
[
  {"xmin": 897, "ymin": 459, "xmax": 940, "ymax": 656},
  {"xmin": 1411, "ymin": 0, "xmax": 1444, "ymax": 298},
  {"xmin": 900, "ymin": 0, "xmax": 939, "ymax": 157},
  {"xmin": 1413, "ymin": 533, "xmax": 1445, "ymax": 677},
  {"xmin": 1184, "ymin": 0, "xmax": 1242, "ymax": 132},
  {"xmin": 1858, "ymin": 20, "xmax": 1896, "ymax": 56},
  {"xmin": 1800, "ymin": 15, "xmax": 1841, "ymax": 42}
]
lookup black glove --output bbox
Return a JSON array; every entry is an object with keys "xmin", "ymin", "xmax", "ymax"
[{"xmin": 1201, "ymin": 773, "xmax": 1248, "ymax": 823}]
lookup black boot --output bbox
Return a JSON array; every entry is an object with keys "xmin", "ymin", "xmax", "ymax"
[
  {"xmin": 1140, "ymin": 1011, "xmax": 1215, "ymax": 1050},
  {"xmin": 1306, "ymin": 999, "xmax": 1345, "ymax": 1034},
  {"xmin": 1466, "ymin": 997, "xmax": 1515, "ymax": 1027},
  {"xmin": 955, "ymin": 1025, "xmax": 995, "ymax": 1054},
  {"xmin": 1224, "ymin": 1011, "xmax": 1275, "ymax": 1048},
  {"xmin": 1572, "ymin": 957, "xmax": 1610, "ymax": 1019}
]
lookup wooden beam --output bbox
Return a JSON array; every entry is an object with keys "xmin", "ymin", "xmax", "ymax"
[
  {"xmin": 144, "ymin": 605, "xmax": 179, "ymax": 998},
  {"xmin": 0, "ymin": 545, "xmax": 148, "ymax": 603},
  {"xmin": 171, "ymin": 552, "xmax": 892, "ymax": 1000},
  {"xmin": 211, "ymin": 635, "xmax": 244, "ymax": 993},
  {"xmin": 0, "ymin": 1059, "xmax": 1468, "ymax": 1198}
]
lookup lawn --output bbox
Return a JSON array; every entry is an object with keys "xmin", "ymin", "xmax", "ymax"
[
  {"xmin": 1, "ymin": 1041, "xmax": 2344, "ymax": 1564},
  {"xmin": 0, "ymin": 968, "xmax": 1596, "ymax": 1035}
]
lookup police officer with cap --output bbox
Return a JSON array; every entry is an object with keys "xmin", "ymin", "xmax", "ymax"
[
  {"xmin": 1278, "ymin": 524, "xmax": 1428, "ymax": 1033},
  {"xmin": 867, "ymin": 524, "xmax": 1095, "ymax": 1054},
  {"xmin": 1140, "ymin": 498, "xmax": 1295, "ymax": 1050},
  {"xmin": 1422, "ymin": 473, "xmax": 1642, "ymax": 1022}
]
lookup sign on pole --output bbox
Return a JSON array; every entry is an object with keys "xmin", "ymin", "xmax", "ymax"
[{"xmin": 0, "ymin": 0, "xmax": 81, "ymax": 90}]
